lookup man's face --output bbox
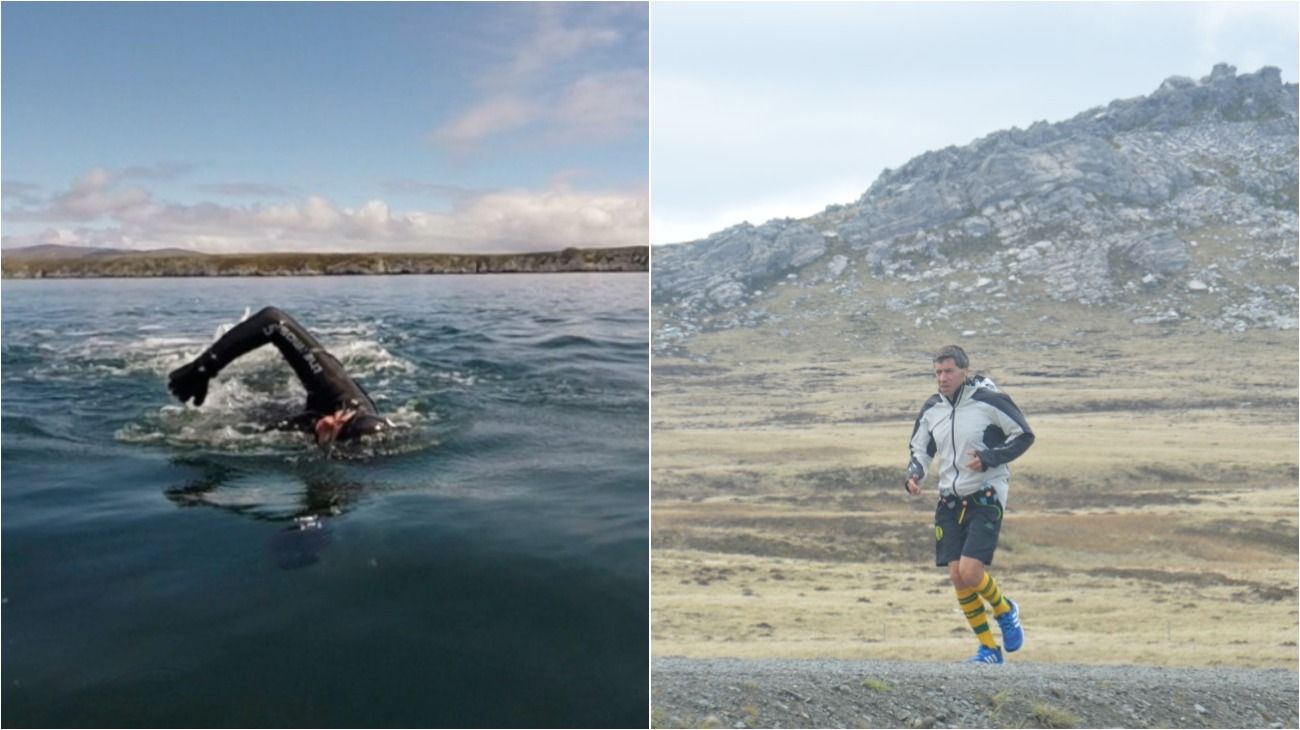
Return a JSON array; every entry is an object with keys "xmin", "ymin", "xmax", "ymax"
[
  {"xmin": 934, "ymin": 358, "xmax": 968, "ymax": 399},
  {"xmin": 314, "ymin": 409, "xmax": 357, "ymax": 446}
]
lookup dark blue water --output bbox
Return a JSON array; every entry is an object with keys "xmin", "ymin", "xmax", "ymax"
[{"xmin": 1, "ymin": 275, "xmax": 648, "ymax": 727}]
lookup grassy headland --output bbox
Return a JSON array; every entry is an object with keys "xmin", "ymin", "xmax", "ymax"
[{"xmin": 1, "ymin": 245, "xmax": 648, "ymax": 278}]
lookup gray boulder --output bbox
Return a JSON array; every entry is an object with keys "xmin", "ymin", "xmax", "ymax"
[
  {"xmin": 1115, "ymin": 231, "xmax": 1191, "ymax": 276},
  {"xmin": 653, "ymin": 218, "xmax": 826, "ymax": 306}
]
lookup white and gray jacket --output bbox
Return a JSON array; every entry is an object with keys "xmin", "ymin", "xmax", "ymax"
[{"xmin": 906, "ymin": 375, "xmax": 1034, "ymax": 506}]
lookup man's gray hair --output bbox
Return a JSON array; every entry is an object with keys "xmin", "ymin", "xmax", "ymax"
[{"xmin": 933, "ymin": 344, "xmax": 969, "ymax": 369}]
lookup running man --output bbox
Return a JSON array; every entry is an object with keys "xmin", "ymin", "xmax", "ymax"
[
  {"xmin": 167, "ymin": 306, "xmax": 392, "ymax": 446},
  {"xmin": 905, "ymin": 345, "xmax": 1034, "ymax": 664}
]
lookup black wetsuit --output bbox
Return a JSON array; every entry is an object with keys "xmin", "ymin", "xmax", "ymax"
[{"xmin": 168, "ymin": 307, "xmax": 390, "ymax": 441}]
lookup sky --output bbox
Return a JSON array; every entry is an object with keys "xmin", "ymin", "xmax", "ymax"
[
  {"xmin": 1, "ymin": 2, "xmax": 648, "ymax": 254},
  {"xmin": 651, "ymin": 1, "xmax": 1299, "ymax": 245}
]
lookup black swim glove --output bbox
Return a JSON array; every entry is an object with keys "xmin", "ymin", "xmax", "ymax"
[{"xmin": 168, "ymin": 355, "xmax": 215, "ymax": 406}]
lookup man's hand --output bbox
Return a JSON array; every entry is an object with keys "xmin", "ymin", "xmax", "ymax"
[
  {"xmin": 905, "ymin": 473, "xmax": 922, "ymax": 495},
  {"xmin": 965, "ymin": 450, "xmax": 984, "ymax": 471}
]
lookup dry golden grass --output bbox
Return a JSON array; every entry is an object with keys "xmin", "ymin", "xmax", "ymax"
[{"xmin": 652, "ymin": 323, "xmax": 1298, "ymax": 669}]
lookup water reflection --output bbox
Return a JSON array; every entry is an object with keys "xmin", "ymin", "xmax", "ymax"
[{"xmin": 165, "ymin": 458, "xmax": 367, "ymax": 569}]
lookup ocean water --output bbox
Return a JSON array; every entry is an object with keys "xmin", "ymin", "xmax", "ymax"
[{"xmin": 1, "ymin": 274, "xmax": 648, "ymax": 727}]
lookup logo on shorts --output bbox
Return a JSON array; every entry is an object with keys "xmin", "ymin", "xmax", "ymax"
[
  {"xmin": 935, "ymin": 525, "xmax": 943, "ymax": 541},
  {"xmin": 985, "ymin": 521, "xmax": 997, "ymax": 531}
]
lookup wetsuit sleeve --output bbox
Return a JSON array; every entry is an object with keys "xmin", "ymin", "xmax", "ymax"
[
  {"xmin": 972, "ymin": 390, "xmax": 1035, "ymax": 469},
  {"xmin": 906, "ymin": 395, "xmax": 941, "ymax": 485},
  {"xmin": 202, "ymin": 307, "xmax": 324, "ymax": 388},
  {"xmin": 188, "ymin": 307, "xmax": 373, "ymax": 414}
]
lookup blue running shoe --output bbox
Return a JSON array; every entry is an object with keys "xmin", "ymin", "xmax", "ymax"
[
  {"xmin": 965, "ymin": 646, "xmax": 1003, "ymax": 664},
  {"xmin": 997, "ymin": 598, "xmax": 1024, "ymax": 652}
]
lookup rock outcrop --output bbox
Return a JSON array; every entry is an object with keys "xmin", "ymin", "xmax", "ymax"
[
  {"xmin": 652, "ymin": 219, "xmax": 826, "ymax": 308},
  {"xmin": 653, "ymin": 65, "xmax": 1298, "ymax": 349}
]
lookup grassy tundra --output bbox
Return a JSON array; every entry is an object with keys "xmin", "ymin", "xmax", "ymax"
[{"xmin": 651, "ymin": 312, "xmax": 1298, "ymax": 669}]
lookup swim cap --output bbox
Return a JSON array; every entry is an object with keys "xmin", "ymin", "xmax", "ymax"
[{"xmin": 337, "ymin": 413, "xmax": 391, "ymax": 441}]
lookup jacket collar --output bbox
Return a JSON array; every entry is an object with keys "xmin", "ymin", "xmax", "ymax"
[{"xmin": 942, "ymin": 378, "xmax": 972, "ymax": 406}]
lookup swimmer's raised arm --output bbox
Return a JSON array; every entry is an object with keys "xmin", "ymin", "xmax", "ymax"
[{"xmin": 168, "ymin": 307, "xmax": 390, "ymax": 445}]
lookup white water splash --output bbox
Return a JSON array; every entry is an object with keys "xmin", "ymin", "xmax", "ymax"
[{"xmin": 104, "ymin": 308, "xmax": 432, "ymax": 454}]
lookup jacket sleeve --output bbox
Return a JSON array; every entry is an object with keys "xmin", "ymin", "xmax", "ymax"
[
  {"xmin": 972, "ymin": 390, "xmax": 1035, "ymax": 469},
  {"xmin": 906, "ymin": 395, "xmax": 940, "ymax": 484}
]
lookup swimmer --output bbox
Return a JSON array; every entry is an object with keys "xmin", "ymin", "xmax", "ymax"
[{"xmin": 167, "ymin": 306, "xmax": 393, "ymax": 445}]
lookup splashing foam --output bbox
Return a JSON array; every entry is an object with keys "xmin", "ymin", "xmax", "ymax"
[{"xmin": 111, "ymin": 309, "xmax": 430, "ymax": 455}]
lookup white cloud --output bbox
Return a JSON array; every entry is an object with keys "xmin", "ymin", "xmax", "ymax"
[
  {"xmin": 3, "ymin": 168, "xmax": 646, "ymax": 254},
  {"xmin": 378, "ymin": 179, "xmax": 483, "ymax": 201},
  {"xmin": 431, "ymin": 6, "xmax": 645, "ymax": 152},
  {"xmin": 503, "ymin": 5, "xmax": 622, "ymax": 83},
  {"xmin": 194, "ymin": 182, "xmax": 293, "ymax": 198},
  {"xmin": 348, "ymin": 199, "xmax": 391, "ymax": 239},
  {"xmin": 552, "ymin": 69, "xmax": 647, "ymax": 141},
  {"xmin": 15, "ymin": 227, "xmax": 82, "ymax": 247},
  {"xmin": 16, "ymin": 167, "xmax": 156, "ymax": 222},
  {"xmin": 300, "ymin": 196, "xmax": 343, "ymax": 231},
  {"xmin": 433, "ymin": 70, "xmax": 647, "ymax": 152},
  {"xmin": 431, "ymin": 95, "xmax": 540, "ymax": 149},
  {"xmin": 433, "ymin": 184, "xmax": 647, "ymax": 250}
]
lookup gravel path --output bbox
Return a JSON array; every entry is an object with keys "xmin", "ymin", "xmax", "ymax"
[{"xmin": 652, "ymin": 657, "xmax": 1299, "ymax": 728}]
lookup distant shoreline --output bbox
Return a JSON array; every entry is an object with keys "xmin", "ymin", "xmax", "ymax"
[{"xmin": 1, "ymin": 245, "xmax": 648, "ymax": 279}]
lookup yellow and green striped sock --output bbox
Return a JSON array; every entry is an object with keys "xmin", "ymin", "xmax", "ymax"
[
  {"xmin": 957, "ymin": 587, "xmax": 998, "ymax": 649},
  {"xmin": 975, "ymin": 572, "xmax": 1011, "ymax": 617}
]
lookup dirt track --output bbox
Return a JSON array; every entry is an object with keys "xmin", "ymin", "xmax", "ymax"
[{"xmin": 651, "ymin": 657, "xmax": 1299, "ymax": 728}]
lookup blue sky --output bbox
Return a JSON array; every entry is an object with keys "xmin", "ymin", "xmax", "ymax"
[
  {"xmin": 651, "ymin": 2, "xmax": 1299, "ymax": 245},
  {"xmin": 2, "ymin": 2, "xmax": 648, "ymax": 253}
]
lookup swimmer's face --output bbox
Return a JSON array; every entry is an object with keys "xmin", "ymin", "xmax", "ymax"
[{"xmin": 314, "ymin": 409, "xmax": 357, "ymax": 446}]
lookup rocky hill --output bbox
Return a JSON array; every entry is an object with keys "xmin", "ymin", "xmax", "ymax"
[
  {"xmin": 652, "ymin": 64, "xmax": 1298, "ymax": 354},
  {"xmin": 1, "ymin": 245, "xmax": 648, "ymax": 278}
]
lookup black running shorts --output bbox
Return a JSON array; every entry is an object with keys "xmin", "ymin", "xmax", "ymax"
[{"xmin": 934, "ymin": 488, "xmax": 1003, "ymax": 566}]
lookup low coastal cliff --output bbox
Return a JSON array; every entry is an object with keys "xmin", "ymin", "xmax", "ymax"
[{"xmin": 1, "ymin": 245, "xmax": 648, "ymax": 279}]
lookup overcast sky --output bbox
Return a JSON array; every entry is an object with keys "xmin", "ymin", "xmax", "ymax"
[
  {"xmin": 1, "ymin": 3, "xmax": 648, "ymax": 253},
  {"xmin": 651, "ymin": 1, "xmax": 1299, "ymax": 245}
]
